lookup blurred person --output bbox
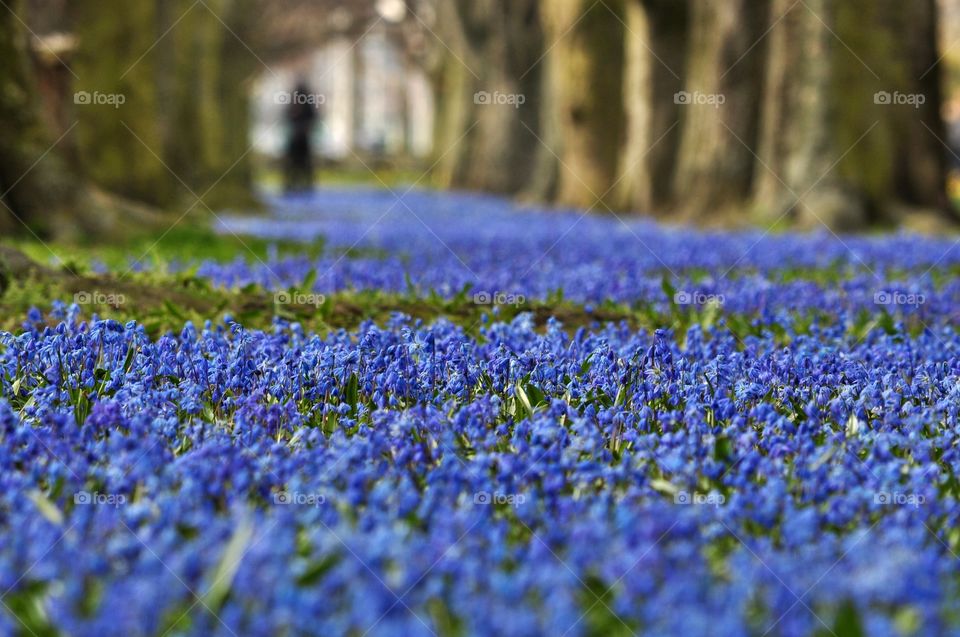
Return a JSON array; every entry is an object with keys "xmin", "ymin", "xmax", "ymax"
[{"xmin": 284, "ymin": 79, "xmax": 320, "ymax": 194}]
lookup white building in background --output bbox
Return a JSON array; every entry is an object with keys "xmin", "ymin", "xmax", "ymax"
[{"xmin": 250, "ymin": 23, "xmax": 434, "ymax": 161}]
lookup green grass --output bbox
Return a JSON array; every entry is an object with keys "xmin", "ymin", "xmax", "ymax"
[
  {"xmin": 11, "ymin": 224, "xmax": 326, "ymax": 274},
  {"xmin": 1, "ymin": 206, "xmax": 942, "ymax": 343}
]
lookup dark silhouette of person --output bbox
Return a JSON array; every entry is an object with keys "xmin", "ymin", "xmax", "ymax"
[{"xmin": 284, "ymin": 80, "xmax": 319, "ymax": 193}]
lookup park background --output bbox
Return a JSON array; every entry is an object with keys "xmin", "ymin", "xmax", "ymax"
[{"xmin": 4, "ymin": 0, "xmax": 960, "ymax": 251}]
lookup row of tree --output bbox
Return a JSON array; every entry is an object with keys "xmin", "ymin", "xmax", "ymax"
[
  {"xmin": 425, "ymin": 0, "xmax": 953, "ymax": 228},
  {"xmin": 0, "ymin": 0, "xmax": 954, "ymax": 238},
  {"xmin": 1, "ymin": 0, "xmax": 409, "ymax": 239}
]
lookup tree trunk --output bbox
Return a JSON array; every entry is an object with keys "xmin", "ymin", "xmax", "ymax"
[
  {"xmin": 753, "ymin": 0, "xmax": 950, "ymax": 229},
  {"xmin": 71, "ymin": 0, "xmax": 256, "ymax": 211},
  {"xmin": 71, "ymin": 0, "xmax": 172, "ymax": 207},
  {"xmin": 522, "ymin": 46, "xmax": 560, "ymax": 202},
  {"xmin": 0, "ymin": 0, "xmax": 78, "ymax": 236},
  {"xmin": 164, "ymin": 0, "xmax": 258, "ymax": 208},
  {"xmin": 210, "ymin": 0, "xmax": 258, "ymax": 207},
  {"xmin": 428, "ymin": 0, "xmax": 475, "ymax": 188},
  {"xmin": 617, "ymin": 0, "xmax": 688, "ymax": 213},
  {"xmin": 897, "ymin": 0, "xmax": 950, "ymax": 214},
  {"xmin": 671, "ymin": 0, "xmax": 767, "ymax": 219},
  {"xmin": 430, "ymin": 0, "xmax": 544, "ymax": 195},
  {"xmin": 539, "ymin": 0, "xmax": 626, "ymax": 209}
]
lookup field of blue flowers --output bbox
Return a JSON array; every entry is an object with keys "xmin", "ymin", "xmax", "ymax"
[{"xmin": 2, "ymin": 189, "xmax": 960, "ymax": 636}]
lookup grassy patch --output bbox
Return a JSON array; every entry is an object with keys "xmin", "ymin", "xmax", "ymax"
[{"xmin": 10, "ymin": 224, "xmax": 326, "ymax": 273}]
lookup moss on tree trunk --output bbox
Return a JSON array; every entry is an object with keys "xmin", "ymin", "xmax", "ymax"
[
  {"xmin": 753, "ymin": 0, "xmax": 951, "ymax": 229},
  {"xmin": 71, "ymin": 0, "xmax": 172, "ymax": 207},
  {"xmin": 70, "ymin": 0, "xmax": 257, "ymax": 211}
]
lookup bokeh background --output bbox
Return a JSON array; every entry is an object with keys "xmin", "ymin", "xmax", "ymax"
[{"xmin": 4, "ymin": 0, "xmax": 960, "ymax": 243}]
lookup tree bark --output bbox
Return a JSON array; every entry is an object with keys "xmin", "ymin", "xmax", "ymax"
[
  {"xmin": 522, "ymin": 45, "xmax": 560, "ymax": 202},
  {"xmin": 753, "ymin": 0, "xmax": 950, "ymax": 229},
  {"xmin": 70, "ymin": 0, "xmax": 172, "ymax": 207},
  {"xmin": 617, "ymin": 0, "xmax": 688, "ymax": 213},
  {"xmin": 70, "ymin": 0, "xmax": 257, "ymax": 210},
  {"xmin": 539, "ymin": 0, "xmax": 626, "ymax": 209},
  {"xmin": 0, "ymin": 0, "xmax": 78, "ymax": 236},
  {"xmin": 670, "ymin": 0, "xmax": 767, "ymax": 219},
  {"xmin": 428, "ymin": 0, "xmax": 475, "ymax": 188},
  {"xmin": 164, "ymin": 0, "xmax": 258, "ymax": 208},
  {"xmin": 211, "ymin": 0, "xmax": 259, "ymax": 207},
  {"xmin": 429, "ymin": 0, "xmax": 544, "ymax": 195}
]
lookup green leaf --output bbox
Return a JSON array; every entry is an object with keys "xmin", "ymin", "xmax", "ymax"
[
  {"xmin": 525, "ymin": 382, "xmax": 546, "ymax": 409},
  {"xmin": 714, "ymin": 436, "xmax": 733, "ymax": 462},
  {"xmin": 122, "ymin": 346, "xmax": 137, "ymax": 374},
  {"xmin": 661, "ymin": 275, "xmax": 677, "ymax": 305},
  {"xmin": 579, "ymin": 354, "xmax": 594, "ymax": 377},
  {"xmin": 296, "ymin": 554, "xmax": 341, "ymax": 587},
  {"xmin": 323, "ymin": 409, "xmax": 339, "ymax": 437},
  {"xmin": 701, "ymin": 298, "xmax": 722, "ymax": 331},
  {"xmin": 816, "ymin": 600, "xmax": 865, "ymax": 637},
  {"xmin": 204, "ymin": 516, "xmax": 254, "ymax": 612},
  {"xmin": 3, "ymin": 582, "xmax": 57, "ymax": 637},
  {"xmin": 162, "ymin": 300, "xmax": 188, "ymax": 322},
  {"xmin": 28, "ymin": 490, "xmax": 63, "ymax": 526},
  {"xmin": 614, "ymin": 384, "xmax": 627, "ymax": 407},
  {"xmin": 650, "ymin": 479, "xmax": 680, "ymax": 497},
  {"xmin": 345, "ymin": 373, "xmax": 359, "ymax": 413},
  {"xmin": 893, "ymin": 607, "xmax": 921, "ymax": 636},
  {"xmin": 515, "ymin": 381, "xmax": 534, "ymax": 419},
  {"xmin": 300, "ymin": 269, "xmax": 317, "ymax": 292}
]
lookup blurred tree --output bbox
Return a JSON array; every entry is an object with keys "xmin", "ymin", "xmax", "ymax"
[
  {"xmin": 214, "ymin": 0, "xmax": 260, "ymax": 205},
  {"xmin": 70, "ymin": 0, "xmax": 259, "ymax": 210},
  {"xmin": 163, "ymin": 0, "xmax": 259, "ymax": 208},
  {"xmin": 670, "ymin": 0, "xmax": 767, "ymax": 218},
  {"xmin": 70, "ymin": 0, "xmax": 172, "ymax": 207},
  {"xmin": 522, "ymin": 35, "xmax": 561, "ymax": 203},
  {"xmin": 616, "ymin": 0, "xmax": 688, "ymax": 213},
  {"xmin": 428, "ymin": 0, "xmax": 544, "ymax": 194},
  {"xmin": 753, "ymin": 0, "xmax": 950, "ymax": 228},
  {"xmin": 539, "ymin": 0, "xmax": 626, "ymax": 209},
  {"xmin": 0, "ymin": 0, "xmax": 78, "ymax": 236},
  {"xmin": 11, "ymin": 0, "xmax": 953, "ymax": 231}
]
